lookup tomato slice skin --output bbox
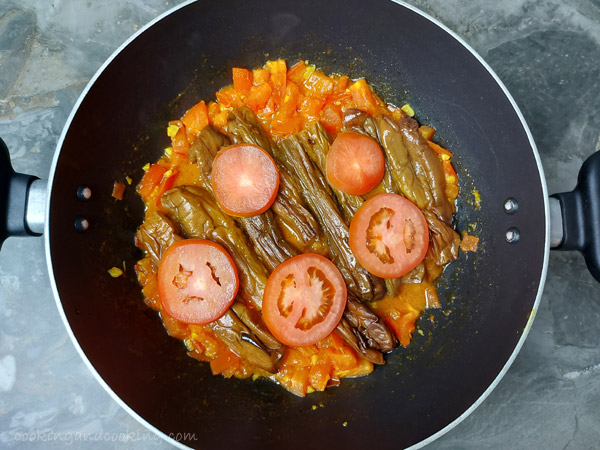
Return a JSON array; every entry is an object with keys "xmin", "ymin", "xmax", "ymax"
[
  {"xmin": 211, "ymin": 144, "xmax": 280, "ymax": 217},
  {"xmin": 263, "ymin": 254, "xmax": 347, "ymax": 347},
  {"xmin": 326, "ymin": 131, "xmax": 385, "ymax": 195},
  {"xmin": 349, "ymin": 194, "xmax": 429, "ymax": 279},
  {"xmin": 157, "ymin": 239, "xmax": 239, "ymax": 324}
]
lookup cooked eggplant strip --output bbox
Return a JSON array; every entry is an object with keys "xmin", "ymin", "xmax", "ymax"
[
  {"xmin": 188, "ymin": 126, "xmax": 296, "ymax": 271},
  {"xmin": 375, "ymin": 115, "xmax": 431, "ymax": 210},
  {"xmin": 344, "ymin": 295, "xmax": 397, "ymax": 352},
  {"xmin": 240, "ymin": 213, "xmax": 295, "ymax": 271},
  {"xmin": 135, "ymin": 211, "xmax": 181, "ymax": 265},
  {"xmin": 400, "ymin": 263, "xmax": 426, "ymax": 284},
  {"xmin": 211, "ymin": 310, "xmax": 279, "ymax": 373},
  {"xmin": 375, "ymin": 114, "xmax": 454, "ymax": 224},
  {"xmin": 335, "ymin": 318, "xmax": 384, "ymax": 365},
  {"xmin": 188, "ymin": 124, "xmax": 232, "ymax": 166},
  {"xmin": 227, "ymin": 107, "xmax": 275, "ymax": 152},
  {"xmin": 270, "ymin": 168, "xmax": 327, "ymax": 254},
  {"xmin": 298, "ymin": 122, "xmax": 364, "ymax": 223},
  {"xmin": 161, "ymin": 185, "xmax": 269, "ymax": 310},
  {"xmin": 396, "ymin": 113, "xmax": 454, "ymax": 223},
  {"xmin": 230, "ymin": 302, "xmax": 282, "ymax": 351},
  {"xmin": 227, "ymin": 107, "xmax": 327, "ymax": 254},
  {"xmin": 275, "ymin": 134, "xmax": 385, "ymax": 302},
  {"xmin": 343, "ymin": 108, "xmax": 380, "ymax": 141},
  {"xmin": 423, "ymin": 210, "xmax": 460, "ymax": 267}
]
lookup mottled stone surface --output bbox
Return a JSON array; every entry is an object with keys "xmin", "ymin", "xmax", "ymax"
[{"xmin": 0, "ymin": 1, "xmax": 599, "ymax": 449}]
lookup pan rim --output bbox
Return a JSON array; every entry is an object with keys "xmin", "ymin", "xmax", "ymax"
[
  {"xmin": 44, "ymin": 0, "xmax": 196, "ymax": 449},
  {"xmin": 386, "ymin": 0, "xmax": 550, "ymax": 448},
  {"xmin": 43, "ymin": 0, "xmax": 551, "ymax": 449}
]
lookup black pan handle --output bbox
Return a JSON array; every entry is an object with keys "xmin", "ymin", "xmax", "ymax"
[
  {"xmin": 0, "ymin": 137, "xmax": 45, "ymax": 250},
  {"xmin": 550, "ymin": 151, "xmax": 600, "ymax": 282}
]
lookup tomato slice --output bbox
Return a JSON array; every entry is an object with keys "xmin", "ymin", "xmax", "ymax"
[
  {"xmin": 263, "ymin": 254, "xmax": 347, "ymax": 347},
  {"xmin": 349, "ymin": 193, "xmax": 429, "ymax": 279},
  {"xmin": 211, "ymin": 144, "xmax": 280, "ymax": 217},
  {"xmin": 157, "ymin": 239, "xmax": 239, "ymax": 324},
  {"xmin": 326, "ymin": 131, "xmax": 385, "ymax": 195}
]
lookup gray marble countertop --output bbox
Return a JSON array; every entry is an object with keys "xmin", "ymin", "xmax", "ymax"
[{"xmin": 1, "ymin": 0, "xmax": 599, "ymax": 448}]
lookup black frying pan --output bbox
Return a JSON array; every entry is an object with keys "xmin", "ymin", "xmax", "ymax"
[{"xmin": 1, "ymin": 0, "xmax": 598, "ymax": 449}]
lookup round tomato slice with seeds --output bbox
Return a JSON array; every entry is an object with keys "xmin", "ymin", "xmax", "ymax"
[
  {"xmin": 263, "ymin": 253, "xmax": 347, "ymax": 347},
  {"xmin": 349, "ymin": 193, "xmax": 429, "ymax": 279},
  {"xmin": 158, "ymin": 239, "xmax": 239, "ymax": 324}
]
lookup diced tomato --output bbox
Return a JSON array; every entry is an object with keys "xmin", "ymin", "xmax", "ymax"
[
  {"xmin": 210, "ymin": 349, "xmax": 241, "ymax": 377},
  {"xmin": 349, "ymin": 78, "xmax": 380, "ymax": 116},
  {"xmin": 303, "ymin": 70, "xmax": 334, "ymax": 97},
  {"xmin": 443, "ymin": 160, "xmax": 458, "ymax": 182},
  {"xmin": 157, "ymin": 239, "xmax": 239, "ymax": 324},
  {"xmin": 446, "ymin": 182, "xmax": 460, "ymax": 202},
  {"xmin": 169, "ymin": 121, "xmax": 190, "ymax": 154},
  {"xmin": 216, "ymin": 85, "xmax": 244, "ymax": 108},
  {"xmin": 266, "ymin": 59, "xmax": 287, "ymax": 93},
  {"xmin": 349, "ymin": 193, "xmax": 429, "ymax": 279},
  {"xmin": 419, "ymin": 125, "xmax": 436, "ymax": 141},
  {"xmin": 309, "ymin": 363, "xmax": 333, "ymax": 392},
  {"xmin": 246, "ymin": 83, "xmax": 273, "ymax": 111},
  {"xmin": 181, "ymin": 100, "xmax": 209, "ymax": 136},
  {"xmin": 160, "ymin": 312, "xmax": 189, "ymax": 339},
  {"xmin": 279, "ymin": 81, "xmax": 300, "ymax": 116},
  {"xmin": 329, "ymin": 348, "xmax": 359, "ymax": 372},
  {"xmin": 207, "ymin": 101, "xmax": 229, "ymax": 129},
  {"xmin": 287, "ymin": 60, "xmax": 307, "ymax": 85},
  {"xmin": 211, "ymin": 144, "xmax": 280, "ymax": 217},
  {"xmin": 326, "ymin": 131, "xmax": 385, "ymax": 195},
  {"xmin": 232, "ymin": 68, "xmax": 253, "ymax": 94},
  {"xmin": 386, "ymin": 305, "xmax": 420, "ymax": 347},
  {"xmin": 263, "ymin": 253, "xmax": 347, "ymax": 347},
  {"xmin": 252, "ymin": 68, "xmax": 270, "ymax": 85},
  {"xmin": 370, "ymin": 291, "xmax": 423, "ymax": 347},
  {"xmin": 427, "ymin": 140, "xmax": 454, "ymax": 159},
  {"xmin": 320, "ymin": 103, "xmax": 343, "ymax": 134},
  {"xmin": 282, "ymin": 367, "xmax": 310, "ymax": 397},
  {"xmin": 327, "ymin": 91, "xmax": 353, "ymax": 108},
  {"xmin": 111, "ymin": 181, "xmax": 125, "ymax": 200},
  {"xmin": 137, "ymin": 164, "xmax": 166, "ymax": 198},
  {"xmin": 460, "ymin": 232, "xmax": 479, "ymax": 252},
  {"xmin": 189, "ymin": 325, "xmax": 223, "ymax": 358},
  {"xmin": 271, "ymin": 115, "xmax": 303, "ymax": 136},
  {"xmin": 336, "ymin": 75, "xmax": 349, "ymax": 92},
  {"xmin": 271, "ymin": 82, "xmax": 302, "ymax": 135},
  {"xmin": 156, "ymin": 171, "xmax": 178, "ymax": 202},
  {"xmin": 299, "ymin": 96, "xmax": 324, "ymax": 121}
]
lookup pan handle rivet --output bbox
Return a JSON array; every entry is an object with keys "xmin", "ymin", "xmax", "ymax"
[
  {"xmin": 76, "ymin": 185, "xmax": 92, "ymax": 201},
  {"xmin": 503, "ymin": 197, "xmax": 518, "ymax": 214},
  {"xmin": 505, "ymin": 227, "xmax": 520, "ymax": 243},
  {"xmin": 74, "ymin": 216, "xmax": 90, "ymax": 232}
]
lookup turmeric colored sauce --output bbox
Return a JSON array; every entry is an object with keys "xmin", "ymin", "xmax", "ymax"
[
  {"xmin": 134, "ymin": 60, "xmax": 461, "ymax": 397},
  {"xmin": 371, "ymin": 283, "xmax": 441, "ymax": 347}
]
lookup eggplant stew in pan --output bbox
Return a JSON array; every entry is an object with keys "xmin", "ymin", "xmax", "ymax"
[{"xmin": 1, "ymin": 0, "xmax": 599, "ymax": 449}]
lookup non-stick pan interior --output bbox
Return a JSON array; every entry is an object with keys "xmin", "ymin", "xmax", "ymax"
[{"xmin": 47, "ymin": 0, "xmax": 547, "ymax": 448}]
